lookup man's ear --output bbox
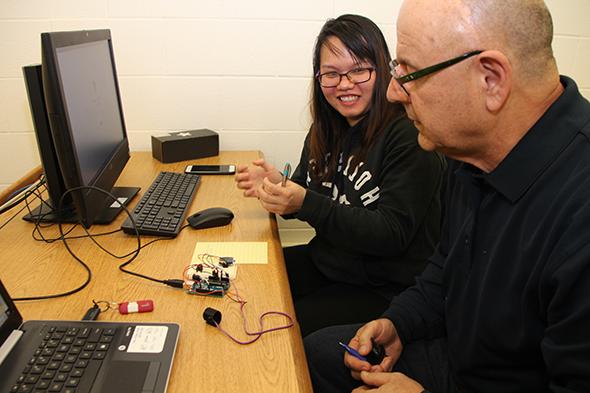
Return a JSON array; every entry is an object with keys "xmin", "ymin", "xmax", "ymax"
[{"xmin": 477, "ymin": 50, "xmax": 511, "ymax": 112}]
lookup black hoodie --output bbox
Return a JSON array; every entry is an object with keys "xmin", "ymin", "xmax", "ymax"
[{"xmin": 288, "ymin": 115, "xmax": 445, "ymax": 297}]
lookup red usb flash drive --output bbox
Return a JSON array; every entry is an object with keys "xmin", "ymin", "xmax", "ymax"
[{"xmin": 118, "ymin": 300, "xmax": 154, "ymax": 314}]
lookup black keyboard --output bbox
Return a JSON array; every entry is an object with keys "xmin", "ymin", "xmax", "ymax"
[
  {"xmin": 10, "ymin": 325, "xmax": 118, "ymax": 393},
  {"xmin": 121, "ymin": 171, "xmax": 200, "ymax": 237}
]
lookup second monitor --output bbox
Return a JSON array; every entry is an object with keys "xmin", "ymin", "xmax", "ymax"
[{"xmin": 23, "ymin": 29, "xmax": 139, "ymax": 227}]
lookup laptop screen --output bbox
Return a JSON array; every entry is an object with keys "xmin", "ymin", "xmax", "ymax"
[
  {"xmin": 0, "ymin": 280, "xmax": 23, "ymax": 346},
  {"xmin": 0, "ymin": 297, "xmax": 8, "ymax": 326}
]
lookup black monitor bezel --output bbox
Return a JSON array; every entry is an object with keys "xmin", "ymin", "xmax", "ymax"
[{"xmin": 40, "ymin": 29, "xmax": 131, "ymax": 228}]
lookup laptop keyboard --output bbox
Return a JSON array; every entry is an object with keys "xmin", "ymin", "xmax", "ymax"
[{"xmin": 10, "ymin": 325, "xmax": 118, "ymax": 393}]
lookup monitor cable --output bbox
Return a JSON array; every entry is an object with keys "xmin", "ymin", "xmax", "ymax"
[
  {"xmin": 12, "ymin": 185, "xmax": 185, "ymax": 301},
  {"xmin": 0, "ymin": 176, "xmax": 46, "ymax": 230}
]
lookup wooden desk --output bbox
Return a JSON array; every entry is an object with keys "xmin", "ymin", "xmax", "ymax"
[{"xmin": 0, "ymin": 151, "xmax": 312, "ymax": 393}]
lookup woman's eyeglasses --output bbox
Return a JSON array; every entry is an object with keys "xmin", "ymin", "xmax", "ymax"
[{"xmin": 316, "ymin": 67, "xmax": 375, "ymax": 88}]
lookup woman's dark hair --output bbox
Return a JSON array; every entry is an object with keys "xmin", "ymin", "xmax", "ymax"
[{"xmin": 309, "ymin": 14, "xmax": 402, "ymax": 181}]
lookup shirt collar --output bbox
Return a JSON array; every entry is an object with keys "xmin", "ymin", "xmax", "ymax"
[{"xmin": 480, "ymin": 76, "xmax": 590, "ymax": 203}]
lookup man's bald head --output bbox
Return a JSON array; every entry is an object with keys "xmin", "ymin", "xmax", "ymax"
[{"xmin": 399, "ymin": 0, "xmax": 556, "ymax": 81}]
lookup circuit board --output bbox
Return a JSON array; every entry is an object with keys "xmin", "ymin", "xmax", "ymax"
[{"xmin": 183, "ymin": 256, "xmax": 235, "ymax": 297}]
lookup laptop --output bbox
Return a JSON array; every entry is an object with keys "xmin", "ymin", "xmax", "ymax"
[{"xmin": 0, "ymin": 280, "xmax": 179, "ymax": 393}]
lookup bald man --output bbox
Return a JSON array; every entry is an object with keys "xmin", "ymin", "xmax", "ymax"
[{"xmin": 304, "ymin": 1, "xmax": 590, "ymax": 392}]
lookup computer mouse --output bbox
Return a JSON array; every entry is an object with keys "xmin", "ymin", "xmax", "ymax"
[{"xmin": 187, "ymin": 207, "xmax": 234, "ymax": 229}]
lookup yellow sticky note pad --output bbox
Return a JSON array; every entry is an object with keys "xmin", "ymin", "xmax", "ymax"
[{"xmin": 192, "ymin": 242, "xmax": 268, "ymax": 265}]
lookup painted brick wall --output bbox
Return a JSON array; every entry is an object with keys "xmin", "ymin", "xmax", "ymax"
[{"xmin": 0, "ymin": 0, "xmax": 588, "ymax": 243}]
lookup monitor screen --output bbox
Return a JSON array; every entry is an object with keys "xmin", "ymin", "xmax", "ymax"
[
  {"xmin": 23, "ymin": 29, "xmax": 138, "ymax": 227},
  {"xmin": 56, "ymin": 40, "xmax": 125, "ymax": 186}
]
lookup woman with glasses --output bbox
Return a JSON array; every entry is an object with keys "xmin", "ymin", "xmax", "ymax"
[{"xmin": 235, "ymin": 14, "xmax": 445, "ymax": 336}]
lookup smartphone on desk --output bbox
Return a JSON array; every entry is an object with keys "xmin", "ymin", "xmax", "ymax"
[{"xmin": 184, "ymin": 164, "xmax": 236, "ymax": 175}]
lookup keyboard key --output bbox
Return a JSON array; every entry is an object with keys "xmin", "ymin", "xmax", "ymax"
[
  {"xmin": 48, "ymin": 382, "xmax": 63, "ymax": 392},
  {"xmin": 18, "ymin": 324, "xmax": 114, "ymax": 393},
  {"xmin": 55, "ymin": 373, "xmax": 68, "ymax": 382},
  {"xmin": 24, "ymin": 375, "xmax": 39, "ymax": 384}
]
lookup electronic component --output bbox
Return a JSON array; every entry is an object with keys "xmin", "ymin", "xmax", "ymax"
[
  {"xmin": 203, "ymin": 307, "xmax": 222, "ymax": 326},
  {"xmin": 183, "ymin": 264, "xmax": 231, "ymax": 297},
  {"xmin": 219, "ymin": 257, "xmax": 235, "ymax": 268}
]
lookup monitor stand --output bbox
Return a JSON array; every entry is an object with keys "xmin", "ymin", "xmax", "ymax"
[{"xmin": 23, "ymin": 186, "xmax": 140, "ymax": 225}]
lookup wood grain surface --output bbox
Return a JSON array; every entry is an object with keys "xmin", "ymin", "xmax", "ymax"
[{"xmin": 0, "ymin": 151, "xmax": 312, "ymax": 393}]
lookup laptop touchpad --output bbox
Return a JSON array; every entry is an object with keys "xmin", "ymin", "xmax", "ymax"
[{"xmin": 99, "ymin": 361, "xmax": 161, "ymax": 393}]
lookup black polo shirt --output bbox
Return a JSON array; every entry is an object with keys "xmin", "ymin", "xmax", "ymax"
[{"xmin": 384, "ymin": 76, "xmax": 590, "ymax": 393}]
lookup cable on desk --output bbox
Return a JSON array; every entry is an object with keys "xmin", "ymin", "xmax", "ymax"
[
  {"xmin": 12, "ymin": 184, "xmax": 191, "ymax": 301},
  {"xmin": 196, "ymin": 256, "xmax": 295, "ymax": 344},
  {"xmin": 45, "ymin": 186, "xmax": 189, "ymax": 287},
  {"xmin": 0, "ymin": 177, "xmax": 46, "ymax": 230},
  {"xmin": 0, "ymin": 175, "xmax": 45, "ymax": 215},
  {"xmin": 0, "ymin": 202, "xmax": 30, "ymax": 231},
  {"xmin": 21, "ymin": 185, "xmax": 123, "ymax": 243},
  {"xmin": 206, "ymin": 288, "xmax": 294, "ymax": 344},
  {"xmin": 12, "ymin": 186, "xmax": 102, "ymax": 301}
]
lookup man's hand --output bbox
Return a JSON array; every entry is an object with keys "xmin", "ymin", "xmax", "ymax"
[
  {"xmin": 345, "ymin": 319, "xmax": 403, "ymax": 380},
  {"xmin": 352, "ymin": 371, "xmax": 424, "ymax": 392}
]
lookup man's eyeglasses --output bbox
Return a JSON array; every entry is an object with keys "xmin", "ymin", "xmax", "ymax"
[
  {"xmin": 316, "ymin": 67, "xmax": 374, "ymax": 88},
  {"xmin": 390, "ymin": 50, "xmax": 483, "ymax": 95}
]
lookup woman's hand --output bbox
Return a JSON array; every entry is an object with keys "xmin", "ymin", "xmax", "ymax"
[
  {"xmin": 234, "ymin": 159, "xmax": 280, "ymax": 197},
  {"xmin": 257, "ymin": 177, "xmax": 306, "ymax": 215}
]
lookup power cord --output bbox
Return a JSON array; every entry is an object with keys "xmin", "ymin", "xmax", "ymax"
[
  {"xmin": 13, "ymin": 185, "xmax": 186, "ymax": 301},
  {"xmin": 0, "ymin": 175, "xmax": 45, "ymax": 215}
]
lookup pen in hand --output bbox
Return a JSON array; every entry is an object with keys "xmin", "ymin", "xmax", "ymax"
[
  {"xmin": 338, "ymin": 341, "xmax": 368, "ymax": 362},
  {"xmin": 339, "ymin": 340, "xmax": 386, "ymax": 365},
  {"xmin": 281, "ymin": 163, "xmax": 291, "ymax": 187}
]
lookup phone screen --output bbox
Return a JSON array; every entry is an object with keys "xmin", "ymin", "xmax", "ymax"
[{"xmin": 185, "ymin": 165, "xmax": 236, "ymax": 175}]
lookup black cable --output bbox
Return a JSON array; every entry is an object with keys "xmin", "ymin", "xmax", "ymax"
[
  {"xmin": 0, "ymin": 180, "xmax": 49, "ymax": 231},
  {"xmin": 22, "ymin": 186, "xmax": 79, "ymax": 243},
  {"xmin": 0, "ymin": 179, "xmax": 45, "ymax": 215},
  {"xmin": 0, "ymin": 203, "xmax": 29, "ymax": 231},
  {"xmin": 0, "ymin": 177, "xmax": 45, "ymax": 216},
  {"xmin": 19, "ymin": 184, "xmax": 121, "ymax": 243},
  {"xmin": 13, "ymin": 184, "xmax": 188, "ymax": 301},
  {"xmin": 117, "ymin": 224, "xmax": 191, "ymax": 288},
  {"xmin": 46, "ymin": 186, "xmax": 186, "ymax": 286},
  {"xmin": 13, "ymin": 185, "xmax": 140, "ymax": 301}
]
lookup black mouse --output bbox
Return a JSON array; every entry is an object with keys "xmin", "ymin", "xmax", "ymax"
[{"xmin": 187, "ymin": 207, "xmax": 234, "ymax": 229}]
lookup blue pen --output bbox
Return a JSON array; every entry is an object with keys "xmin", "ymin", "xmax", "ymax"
[
  {"xmin": 338, "ymin": 341, "xmax": 367, "ymax": 362},
  {"xmin": 281, "ymin": 163, "xmax": 292, "ymax": 187}
]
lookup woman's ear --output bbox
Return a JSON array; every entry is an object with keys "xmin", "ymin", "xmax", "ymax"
[{"xmin": 477, "ymin": 50, "xmax": 512, "ymax": 112}]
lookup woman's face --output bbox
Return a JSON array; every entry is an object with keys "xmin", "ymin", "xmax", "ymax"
[{"xmin": 318, "ymin": 36, "xmax": 376, "ymax": 126}]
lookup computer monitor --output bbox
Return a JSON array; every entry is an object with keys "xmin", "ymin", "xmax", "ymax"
[{"xmin": 22, "ymin": 29, "xmax": 139, "ymax": 228}]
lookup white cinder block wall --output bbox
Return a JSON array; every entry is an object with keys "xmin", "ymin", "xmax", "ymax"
[{"xmin": 1, "ymin": 0, "xmax": 589, "ymax": 245}]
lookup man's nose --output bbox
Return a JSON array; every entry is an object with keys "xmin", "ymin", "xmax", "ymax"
[{"xmin": 387, "ymin": 78, "xmax": 410, "ymax": 103}]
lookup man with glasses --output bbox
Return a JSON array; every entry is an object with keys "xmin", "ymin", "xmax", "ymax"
[{"xmin": 305, "ymin": 0, "xmax": 590, "ymax": 392}]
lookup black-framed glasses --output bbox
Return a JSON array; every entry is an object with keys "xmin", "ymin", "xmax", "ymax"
[
  {"xmin": 390, "ymin": 50, "xmax": 483, "ymax": 94},
  {"xmin": 316, "ymin": 67, "xmax": 375, "ymax": 88}
]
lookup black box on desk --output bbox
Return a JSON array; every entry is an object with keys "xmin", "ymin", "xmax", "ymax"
[{"xmin": 151, "ymin": 129, "xmax": 219, "ymax": 163}]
